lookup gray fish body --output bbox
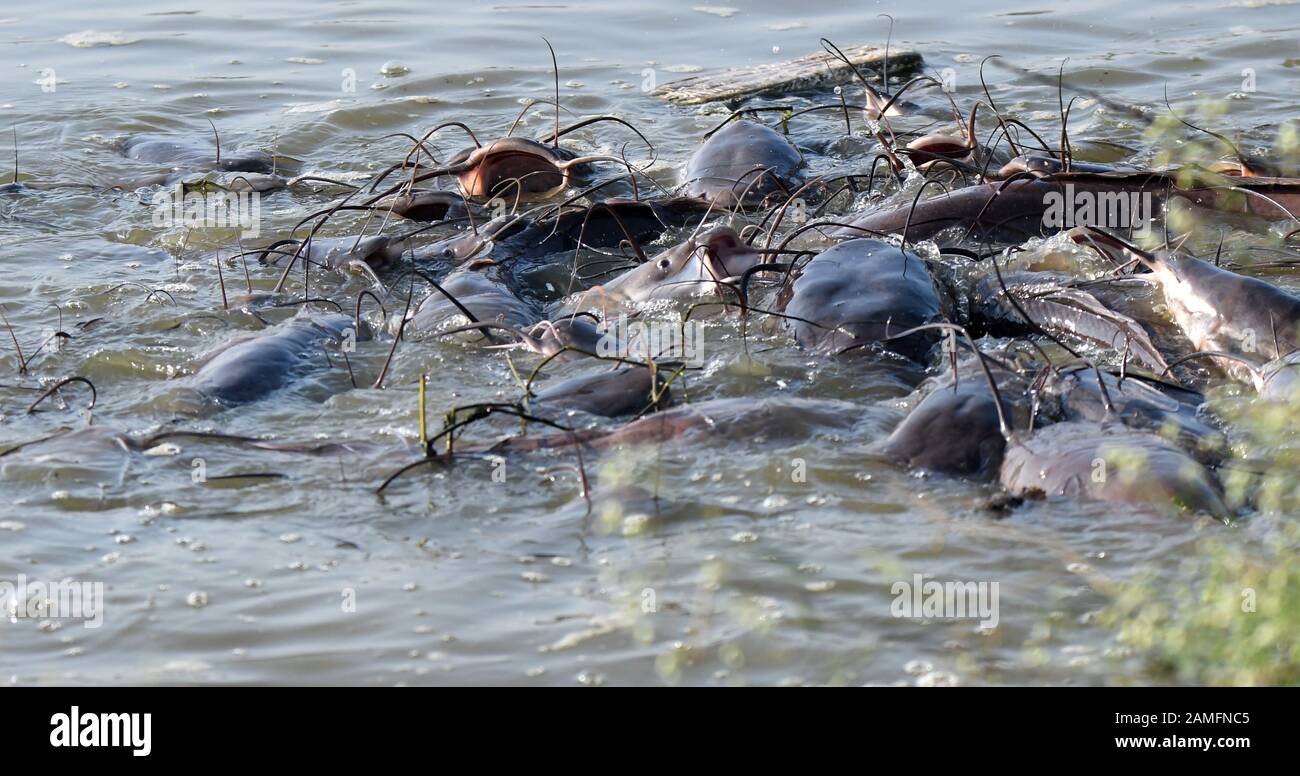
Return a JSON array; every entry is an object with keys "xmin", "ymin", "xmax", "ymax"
[
  {"xmin": 187, "ymin": 313, "xmax": 360, "ymax": 407},
  {"xmin": 997, "ymin": 154, "xmax": 1134, "ymax": 178},
  {"xmin": 122, "ymin": 169, "xmax": 288, "ymax": 193},
  {"xmin": 971, "ymin": 271, "xmax": 1169, "ymax": 373},
  {"xmin": 1146, "ymin": 251, "xmax": 1300, "ymax": 379},
  {"xmin": 211, "ymin": 171, "xmax": 288, "ymax": 193},
  {"xmin": 840, "ymin": 172, "xmax": 1300, "ymax": 245},
  {"xmin": 1258, "ymin": 350, "xmax": 1300, "ymax": 401},
  {"xmin": 999, "ymin": 421, "xmax": 1229, "ymax": 519},
  {"xmin": 292, "ymin": 235, "xmax": 407, "ymax": 271},
  {"xmin": 0, "ymin": 426, "xmax": 138, "ymax": 486},
  {"xmin": 123, "ymin": 136, "xmax": 277, "ymax": 175},
  {"xmin": 781, "ymin": 239, "xmax": 945, "ymax": 359},
  {"xmin": 834, "ymin": 179, "xmax": 1053, "ymax": 244},
  {"xmin": 524, "ymin": 317, "xmax": 608, "ymax": 358},
  {"xmin": 505, "ymin": 197, "xmax": 715, "ymax": 261},
  {"xmin": 531, "ymin": 367, "xmax": 669, "ymax": 418},
  {"xmin": 1043, "ymin": 367, "xmax": 1225, "ymax": 463},
  {"xmin": 836, "ymin": 174, "xmax": 1171, "ymax": 244},
  {"xmin": 474, "ymin": 396, "xmax": 861, "ymax": 455},
  {"xmin": 880, "ymin": 368, "xmax": 1025, "ymax": 479},
  {"xmin": 405, "ymin": 271, "xmax": 538, "ymax": 338},
  {"xmin": 684, "ymin": 120, "xmax": 803, "ymax": 208},
  {"xmin": 422, "ymin": 199, "xmax": 712, "ymax": 265},
  {"xmin": 582, "ymin": 396, "xmax": 861, "ymax": 451}
]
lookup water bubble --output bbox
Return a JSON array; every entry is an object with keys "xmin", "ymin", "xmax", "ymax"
[
  {"xmin": 904, "ymin": 659, "xmax": 933, "ymax": 675},
  {"xmin": 185, "ymin": 591, "xmax": 209, "ymax": 608},
  {"xmin": 576, "ymin": 670, "xmax": 605, "ymax": 686},
  {"xmin": 621, "ymin": 513, "xmax": 650, "ymax": 536},
  {"xmin": 916, "ymin": 670, "xmax": 959, "ymax": 687}
]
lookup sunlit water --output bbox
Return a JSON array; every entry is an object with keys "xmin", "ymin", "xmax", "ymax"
[{"xmin": 1, "ymin": 0, "xmax": 1298, "ymax": 685}]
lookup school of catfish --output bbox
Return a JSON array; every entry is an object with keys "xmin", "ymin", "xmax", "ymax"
[{"xmin": 6, "ymin": 34, "xmax": 1300, "ymax": 524}]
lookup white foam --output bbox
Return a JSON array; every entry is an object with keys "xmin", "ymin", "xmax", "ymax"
[{"xmin": 60, "ymin": 30, "xmax": 141, "ymax": 48}]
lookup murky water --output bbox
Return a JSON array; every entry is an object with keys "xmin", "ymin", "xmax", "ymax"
[{"xmin": 1, "ymin": 0, "xmax": 1298, "ymax": 685}]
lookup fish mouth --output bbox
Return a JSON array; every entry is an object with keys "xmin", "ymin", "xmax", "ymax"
[{"xmin": 457, "ymin": 150, "xmax": 567, "ymax": 202}]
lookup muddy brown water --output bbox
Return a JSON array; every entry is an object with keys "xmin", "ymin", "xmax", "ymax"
[{"xmin": 0, "ymin": 0, "xmax": 1298, "ymax": 685}]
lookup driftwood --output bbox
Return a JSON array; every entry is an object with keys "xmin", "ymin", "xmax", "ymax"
[{"xmin": 654, "ymin": 44, "xmax": 923, "ymax": 106}]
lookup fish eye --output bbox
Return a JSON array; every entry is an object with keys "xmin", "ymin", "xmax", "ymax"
[{"xmin": 657, "ymin": 257, "xmax": 672, "ymax": 271}]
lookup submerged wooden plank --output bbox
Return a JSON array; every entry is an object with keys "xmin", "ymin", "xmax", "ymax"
[{"xmin": 655, "ymin": 45, "xmax": 923, "ymax": 106}]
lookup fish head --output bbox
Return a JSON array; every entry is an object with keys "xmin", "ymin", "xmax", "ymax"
[
  {"xmin": 428, "ymin": 215, "xmax": 519, "ymax": 262},
  {"xmin": 601, "ymin": 226, "xmax": 757, "ymax": 304},
  {"xmin": 456, "ymin": 138, "xmax": 567, "ymax": 202}
]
